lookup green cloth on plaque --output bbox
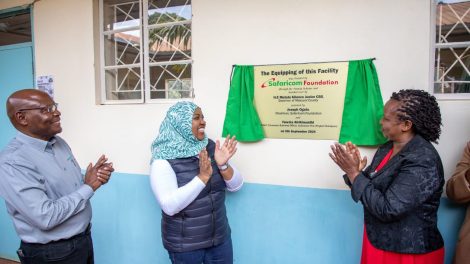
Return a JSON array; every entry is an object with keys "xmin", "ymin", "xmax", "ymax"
[
  {"xmin": 222, "ymin": 65, "xmax": 264, "ymax": 142},
  {"xmin": 339, "ymin": 59, "xmax": 387, "ymax": 145}
]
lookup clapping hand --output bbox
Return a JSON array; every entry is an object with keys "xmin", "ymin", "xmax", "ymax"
[
  {"xmin": 97, "ymin": 161, "xmax": 114, "ymax": 185},
  {"xmin": 198, "ymin": 148, "xmax": 213, "ymax": 184},
  {"xmin": 214, "ymin": 135, "xmax": 238, "ymax": 167},
  {"xmin": 84, "ymin": 155, "xmax": 114, "ymax": 191},
  {"xmin": 329, "ymin": 142, "xmax": 365, "ymax": 183},
  {"xmin": 345, "ymin": 142, "xmax": 367, "ymax": 171}
]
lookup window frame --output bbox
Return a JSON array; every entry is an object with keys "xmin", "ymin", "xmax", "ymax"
[
  {"xmin": 430, "ymin": 0, "xmax": 470, "ymax": 100},
  {"xmin": 98, "ymin": 0, "xmax": 193, "ymax": 104}
]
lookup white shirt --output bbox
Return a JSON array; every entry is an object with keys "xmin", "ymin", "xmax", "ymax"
[{"xmin": 150, "ymin": 159, "xmax": 243, "ymax": 216}]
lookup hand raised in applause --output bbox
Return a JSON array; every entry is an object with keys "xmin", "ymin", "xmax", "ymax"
[
  {"xmin": 214, "ymin": 135, "xmax": 238, "ymax": 167},
  {"xmin": 198, "ymin": 148, "xmax": 213, "ymax": 184},
  {"xmin": 84, "ymin": 155, "xmax": 114, "ymax": 191},
  {"xmin": 96, "ymin": 161, "xmax": 114, "ymax": 185},
  {"xmin": 345, "ymin": 142, "xmax": 367, "ymax": 172},
  {"xmin": 329, "ymin": 142, "xmax": 365, "ymax": 183}
]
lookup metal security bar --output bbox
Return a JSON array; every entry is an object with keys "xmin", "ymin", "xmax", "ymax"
[
  {"xmin": 434, "ymin": 1, "xmax": 470, "ymax": 95},
  {"xmin": 100, "ymin": 0, "xmax": 192, "ymax": 103}
]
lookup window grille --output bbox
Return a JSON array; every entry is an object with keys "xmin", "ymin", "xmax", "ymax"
[
  {"xmin": 433, "ymin": 0, "xmax": 470, "ymax": 97},
  {"xmin": 99, "ymin": 0, "xmax": 192, "ymax": 103}
]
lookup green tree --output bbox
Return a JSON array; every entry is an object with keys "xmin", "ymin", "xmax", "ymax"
[{"xmin": 148, "ymin": 12, "xmax": 190, "ymax": 49}]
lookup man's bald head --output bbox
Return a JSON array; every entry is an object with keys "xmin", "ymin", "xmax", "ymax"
[
  {"xmin": 5, "ymin": 89, "xmax": 61, "ymax": 140},
  {"xmin": 6, "ymin": 89, "xmax": 50, "ymax": 123}
]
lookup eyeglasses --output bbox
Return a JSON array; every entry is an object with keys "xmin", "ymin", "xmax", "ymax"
[{"xmin": 18, "ymin": 103, "xmax": 59, "ymax": 113}]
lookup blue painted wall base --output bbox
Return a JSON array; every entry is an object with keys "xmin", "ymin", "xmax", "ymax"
[{"xmin": 0, "ymin": 172, "xmax": 465, "ymax": 263}]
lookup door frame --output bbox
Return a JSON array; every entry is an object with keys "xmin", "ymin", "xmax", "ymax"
[{"xmin": 0, "ymin": 5, "xmax": 35, "ymax": 82}]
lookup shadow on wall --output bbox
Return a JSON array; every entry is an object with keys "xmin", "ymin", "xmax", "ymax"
[{"xmin": 0, "ymin": 172, "xmax": 466, "ymax": 264}]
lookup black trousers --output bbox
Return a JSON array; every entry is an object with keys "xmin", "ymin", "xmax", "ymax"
[{"xmin": 17, "ymin": 225, "xmax": 94, "ymax": 264}]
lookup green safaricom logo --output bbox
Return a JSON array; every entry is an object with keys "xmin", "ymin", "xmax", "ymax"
[{"xmin": 260, "ymin": 78, "xmax": 303, "ymax": 88}]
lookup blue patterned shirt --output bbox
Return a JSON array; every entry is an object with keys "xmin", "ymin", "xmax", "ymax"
[{"xmin": 0, "ymin": 132, "xmax": 93, "ymax": 243}]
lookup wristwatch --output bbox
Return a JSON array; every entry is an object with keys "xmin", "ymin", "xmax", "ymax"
[{"xmin": 218, "ymin": 163, "xmax": 229, "ymax": 171}]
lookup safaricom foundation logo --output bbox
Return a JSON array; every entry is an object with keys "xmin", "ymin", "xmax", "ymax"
[{"xmin": 260, "ymin": 77, "xmax": 339, "ymax": 88}]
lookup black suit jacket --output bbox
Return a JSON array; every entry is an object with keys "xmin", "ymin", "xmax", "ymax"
[{"xmin": 345, "ymin": 135, "xmax": 444, "ymax": 253}]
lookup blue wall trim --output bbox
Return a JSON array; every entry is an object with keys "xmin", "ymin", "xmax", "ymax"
[
  {"xmin": 0, "ymin": 42, "xmax": 33, "ymax": 52},
  {"xmin": 0, "ymin": 172, "xmax": 466, "ymax": 263}
]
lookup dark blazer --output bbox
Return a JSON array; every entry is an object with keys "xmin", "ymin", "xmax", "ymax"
[{"xmin": 345, "ymin": 135, "xmax": 444, "ymax": 254}]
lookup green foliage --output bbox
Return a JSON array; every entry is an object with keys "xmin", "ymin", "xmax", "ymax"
[{"xmin": 148, "ymin": 12, "xmax": 190, "ymax": 49}]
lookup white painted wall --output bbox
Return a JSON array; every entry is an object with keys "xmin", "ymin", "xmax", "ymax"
[
  {"xmin": 192, "ymin": 0, "xmax": 436, "ymax": 189},
  {"xmin": 6, "ymin": 0, "xmax": 470, "ymax": 190}
]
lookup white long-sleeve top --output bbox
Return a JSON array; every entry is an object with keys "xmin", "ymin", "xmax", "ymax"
[{"xmin": 150, "ymin": 159, "xmax": 243, "ymax": 216}]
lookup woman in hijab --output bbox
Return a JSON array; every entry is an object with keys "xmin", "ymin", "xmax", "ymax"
[
  {"xmin": 150, "ymin": 101, "xmax": 243, "ymax": 264},
  {"xmin": 329, "ymin": 89, "xmax": 445, "ymax": 264}
]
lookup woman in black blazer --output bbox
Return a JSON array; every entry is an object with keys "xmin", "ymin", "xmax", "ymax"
[{"xmin": 330, "ymin": 89, "xmax": 445, "ymax": 264}]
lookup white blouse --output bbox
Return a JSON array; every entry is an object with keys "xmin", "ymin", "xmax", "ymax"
[{"xmin": 150, "ymin": 159, "xmax": 243, "ymax": 216}]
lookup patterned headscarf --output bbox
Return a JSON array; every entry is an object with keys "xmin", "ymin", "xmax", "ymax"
[{"xmin": 151, "ymin": 101, "xmax": 208, "ymax": 161}]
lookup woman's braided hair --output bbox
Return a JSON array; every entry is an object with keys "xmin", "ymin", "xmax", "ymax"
[{"xmin": 390, "ymin": 89, "xmax": 442, "ymax": 143}]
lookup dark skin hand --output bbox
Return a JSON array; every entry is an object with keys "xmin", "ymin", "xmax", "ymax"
[
  {"xmin": 346, "ymin": 142, "xmax": 368, "ymax": 172},
  {"xmin": 329, "ymin": 142, "xmax": 367, "ymax": 183},
  {"xmin": 197, "ymin": 135, "xmax": 238, "ymax": 185},
  {"xmin": 214, "ymin": 135, "xmax": 237, "ymax": 181},
  {"xmin": 197, "ymin": 148, "xmax": 213, "ymax": 184},
  {"xmin": 84, "ymin": 155, "xmax": 114, "ymax": 191}
]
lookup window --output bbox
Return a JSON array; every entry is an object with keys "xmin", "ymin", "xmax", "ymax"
[
  {"xmin": 433, "ymin": 0, "xmax": 470, "ymax": 98},
  {"xmin": 165, "ymin": 78, "xmax": 191, "ymax": 99},
  {"xmin": 99, "ymin": 0, "xmax": 192, "ymax": 103}
]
